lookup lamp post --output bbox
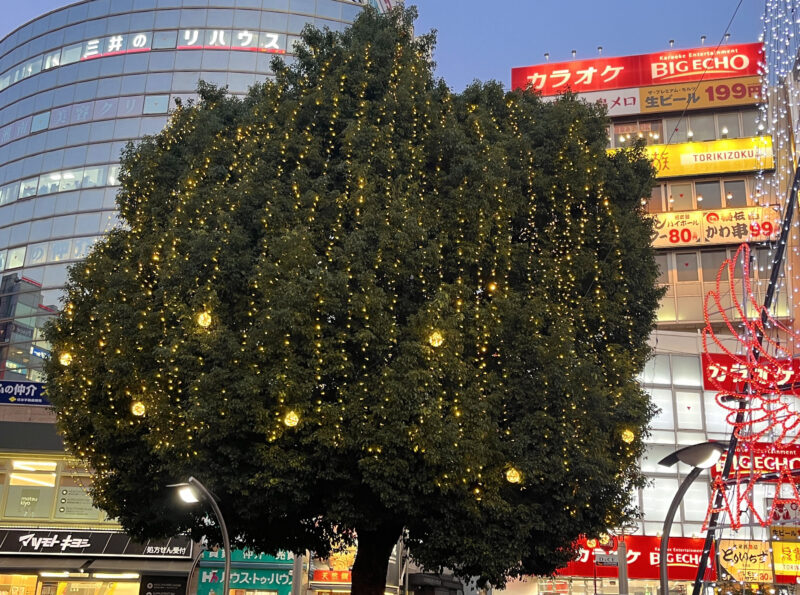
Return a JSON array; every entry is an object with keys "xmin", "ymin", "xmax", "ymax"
[
  {"xmin": 169, "ymin": 477, "xmax": 231, "ymax": 595},
  {"xmin": 658, "ymin": 442, "xmax": 726, "ymax": 595}
]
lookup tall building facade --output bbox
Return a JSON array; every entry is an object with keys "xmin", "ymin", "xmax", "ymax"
[
  {"xmin": 0, "ymin": 0, "xmax": 395, "ymax": 591},
  {"xmin": 509, "ymin": 44, "xmax": 798, "ymax": 595}
]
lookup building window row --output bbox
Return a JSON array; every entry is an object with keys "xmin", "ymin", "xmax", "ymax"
[
  {"xmin": 0, "ymin": 94, "xmax": 170, "ymax": 148},
  {"xmin": 0, "ymin": 164, "xmax": 120, "ymax": 206},
  {"xmin": 0, "ymin": 27, "xmax": 292, "ymax": 93},
  {"xmin": 610, "ymin": 108, "xmax": 761, "ymax": 148},
  {"xmin": 0, "ymin": 456, "xmax": 113, "ymax": 524},
  {"xmin": 646, "ymin": 176, "xmax": 756, "ymax": 213},
  {"xmin": 0, "ymin": 235, "xmax": 104, "ymax": 274},
  {"xmin": 655, "ymin": 247, "xmax": 790, "ymax": 323}
]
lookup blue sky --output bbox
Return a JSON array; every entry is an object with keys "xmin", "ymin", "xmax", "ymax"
[{"xmin": 3, "ymin": 1, "xmax": 765, "ymax": 91}]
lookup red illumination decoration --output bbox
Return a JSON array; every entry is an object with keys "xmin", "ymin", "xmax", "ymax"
[{"xmin": 702, "ymin": 243, "xmax": 800, "ymax": 530}]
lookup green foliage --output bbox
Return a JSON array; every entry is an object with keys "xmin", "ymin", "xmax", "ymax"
[{"xmin": 44, "ymin": 6, "xmax": 662, "ymax": 588}]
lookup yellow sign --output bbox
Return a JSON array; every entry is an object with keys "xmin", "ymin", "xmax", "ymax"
[
  {"xmin": 719, "ymin": 539, "xmax": 773, "ymax": 583},
  {"xmin": 773, "ymin": 541, "xmax": 800, "ymax": 576},
  {"xmin": 640, "ymin": 76, "xmax": 761, "ymax": 113},
  {"xmin": 644, "ymin": 136, "xmax": 773, "ymax": 178},
  {"xmin": 650, "ymin": 205, "xmax": 780, "ymax": 248},
  {"xmin": 772, "ymin": 526, "xmax": 800, "ymax": 541}
]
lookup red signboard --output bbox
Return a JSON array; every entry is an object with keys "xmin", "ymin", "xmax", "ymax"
[
  {"xmin": 557, "ymin": 535, "xmax": 714, "ymax": 581},
  {"xmin": 710, "ymin": 442, "xmax": 800, "ymax": 481},
  {"xmin": 313, "ymin": 570, "xmax": 352, "ymax": 583},
  {"xmin": 702, "ymin": 352, "xmax": 800, "ymax": 393},
  {"xmin": 512, "ymin": 43, "xmax": 763, "ymax": 96}
]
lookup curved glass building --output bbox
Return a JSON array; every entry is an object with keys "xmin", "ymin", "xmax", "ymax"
[{"xmin": 0, "ymin": 0, "xmax": 391, "ymax": 386}]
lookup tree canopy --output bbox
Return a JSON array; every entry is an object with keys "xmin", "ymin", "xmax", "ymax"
[{"xmin": 45, "ymin": 7, "xmax": 662, "ymax": 594}]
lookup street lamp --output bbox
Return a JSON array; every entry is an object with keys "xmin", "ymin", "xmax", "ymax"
[
  {"xmin": 169, "ymin": 477, "xmax": 231, "ymax": 595},
  {"xmin": 658, "ymin": 442, "xmax": 726, "ymax": 595}
]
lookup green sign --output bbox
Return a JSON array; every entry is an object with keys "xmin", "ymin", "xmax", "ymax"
[
  {"xmin": 197, "ymin": 568, "xmax": 292, "ymax": 595},
  {"xmin": 202, "ymin": 549, "xmax": 294, "ymax": 565}
]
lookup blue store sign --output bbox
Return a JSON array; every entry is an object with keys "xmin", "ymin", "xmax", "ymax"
[{"xmin": 0, "ymin": 380, "xmax": 48, "ymax": 406}]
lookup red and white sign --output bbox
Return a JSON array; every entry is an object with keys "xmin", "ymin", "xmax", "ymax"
[
  {"xmin": 313, "ymin": 570, "xmax": 352, "ymax": 583},
  {"xmin": 702, "ymin": 352, "xmax": 800, "ymax": 393},
  {"xmin": 512, "ymin": 43, "xmax": 763, "ymax": 96},
  {"xmin": 557, "ymin": 536, "xmax": 714, "ymax": 581},
  {"xmin": 710, "ymin": 442, "xmax": 800, "ymax": 481}
]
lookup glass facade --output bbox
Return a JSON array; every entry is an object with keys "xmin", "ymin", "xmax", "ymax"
[{"xmin": 0, "ymin": 0, "xmax": 385, "ymax": 383}]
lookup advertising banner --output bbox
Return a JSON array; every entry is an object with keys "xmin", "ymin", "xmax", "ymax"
[
  {"xmin": 642, "ymin": 136, "xmax": 773, "ymax": 178},
  {"xmin": 512, "ymin": 43, "xmax": 762, "ymax": 96},
  {"xmin": 708, "ymin": 442, "xmax": 800, "ymax": 482},
  {"xmin": 702, "ymin": 353, "xmax": 800, "ymax": 393},
  {"xmin": 557, "ymin": 535, "xmax": 714, "ymax": 580},
  {"xmin": 0, "ymin": 380, "xmax": 48, "ymax": 406},
  {"xmin": 640, "ymin": 76, "xmax": 761, "ymax": 113},
  {"xmin": 197, "ymin": 568, "xmax": 292, "ymax": 595},
  {"xmin": 650, "ymin": 206, "xmax": 780, "ymax": 248},
  {"xmin": 773, "ymin": 542, "xmax": 800, "ymax": 579},
  {"xmin": 718, "ymin": 539, "xmax": 773, "ymax": 582}
]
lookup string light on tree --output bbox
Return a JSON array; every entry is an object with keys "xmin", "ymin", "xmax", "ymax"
[
  {"xmin": 505, "ymin": 467, "xmax": 522, "ymax": 484},
  {"xmin": 284, "ymin": 410, "xmax": 300, "ymax": 427},
  {"xmin": 131, "ymin": 401, "xmax": 146, "ymax": 417},
  {"xmin": 59, "ymin": 352, "xmax": 73, "ymax": 366},
  {"xmin": 621, "ymin": 429, "xmax": 635, "ymax": 444},
  {"xmin": 428, "ymin": 330, "xmax": 444, "ymax": 347},
  {"xmin": 196, "ymin": 310, "xmax": 212, "ymax": 328}
]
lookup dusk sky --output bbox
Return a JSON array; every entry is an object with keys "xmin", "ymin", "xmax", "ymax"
[{"xmin": 2, "ymin": 1, "xmax": 765, "ymax": 91}]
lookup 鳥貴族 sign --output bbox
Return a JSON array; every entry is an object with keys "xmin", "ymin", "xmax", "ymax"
[
  {"xmin": 512, "ymin": 43, "xmax": 762, "ymax": 96},
  {"xmin": 639, "ymin": 136, "xmax": 773, "ymax": 179},
  {"xmin": 650, "ymin": 206, "xmax": 780, "ymax": 248}
]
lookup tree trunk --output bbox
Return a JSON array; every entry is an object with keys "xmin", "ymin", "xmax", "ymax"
[{"xmin": 351, "ymin": 525, "xmax": 403, "ymax": 595}]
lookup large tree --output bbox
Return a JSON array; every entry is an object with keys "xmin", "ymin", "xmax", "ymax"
[{"xmin": 45, "ymin": 7, "xmax": 662, "ymax": 595}]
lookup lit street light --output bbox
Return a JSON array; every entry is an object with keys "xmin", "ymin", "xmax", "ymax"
[
  {"xmin": 169, "ymin": 476, "xmax": 231, "ymax": 595},
  {"xmin": 658, "ymin": 442, "xmax": 726, "ymax": 595}
]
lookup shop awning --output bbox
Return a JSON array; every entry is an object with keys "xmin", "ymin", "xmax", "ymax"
[
  {"xmin": 0, "ymin": 556, "xmax": 90, "ymax": 570},
  {"xmin": 86, "ymin": 558, "xmax": 194, "ymax": 574}
]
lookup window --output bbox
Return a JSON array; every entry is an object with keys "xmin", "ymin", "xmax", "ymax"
[
  {"xmin": 664, "ymin": 116, "xmax": 689, "ymax": 144},
  {"xmin": 152, "ymin": 30, "xmax": 178, "ymax": 49},
  {"xmin": 60, "ymin": 43, "xmax": 83, "ymax": 65},
  {"xmin": 675, "ymin": 390, "xmax": 703, "ymax": 429},
  {"xmin": 668, "ymin": 182, "xmax": 692, "ymax": 211},
  {"xmin": 717, "ymin": 113, "xmax": 741, "ymax": 139},
  {"xmin": 143, "ymin": 95, "xmax": 169, "ymax": 114},
  {"xmin": 82, "ymin": 166, "xmax": 106, "ymax": 188},
  {"xmin": 30, "ymin": 111, "xmax": 50, "ymax": 133},
  {"xmin": 723, "ymin": 180, "xmax": 747, "ymax": 207},
  {"xmin": 689, "ymin": 114, "xmax": 715, "ymax": 141},
  {"xmin": 648, "ymin": 185, "xmax": 664, "ymax": 213},
  {"xmin": 701, "ymin": 250, "xmax": 728, "ymax": 282},
  {"xmin": 675, "ymin": 252, "xmax": 699, "ymax": 282},
  {"xmin": 695, "ymin": 181, "xmax": 721, "ymax": 209},
  {"xmin": 7, "ymin": 247, "xmax": 26, "ymax": 269},
  {"xmin": 19, "ymin": 178, "xmax": 38, "ymax": 199}
]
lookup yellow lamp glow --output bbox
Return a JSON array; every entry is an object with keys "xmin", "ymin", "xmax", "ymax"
[
  {"xmin": 284, "ymin": 410, "xmax": 299, "ymax": 427},
  {"xmin": 428, "ymin": 331, "xmax": 444, "ymax": 347},
  {"xmin": 621, "ymin": 429, "xmax": 635, "ymax": 443},
  {"xmin": 599, "ymin": 533, "xmax": 611, "ymax": 545},
  {"xmin": 487, "ymin": 282, "xmax": 497, "ymax": 292},
  {"xmin": 131, "ymin": 401, "xmax": 146, "ymax": 417},
  {"xmin": 59, "ymin": 352, "xmax": 73, "ymax": 366},
  {"xmin": 505, "ymin": 467, "xmax": 522, "ymax": 484},
  {"xmin": 196, "ymin": 311, "xmax": 212, "ymax": 328},
  {"xmin": 586, "ymin": 538, "xmax": 597, "ymax": 549}
]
